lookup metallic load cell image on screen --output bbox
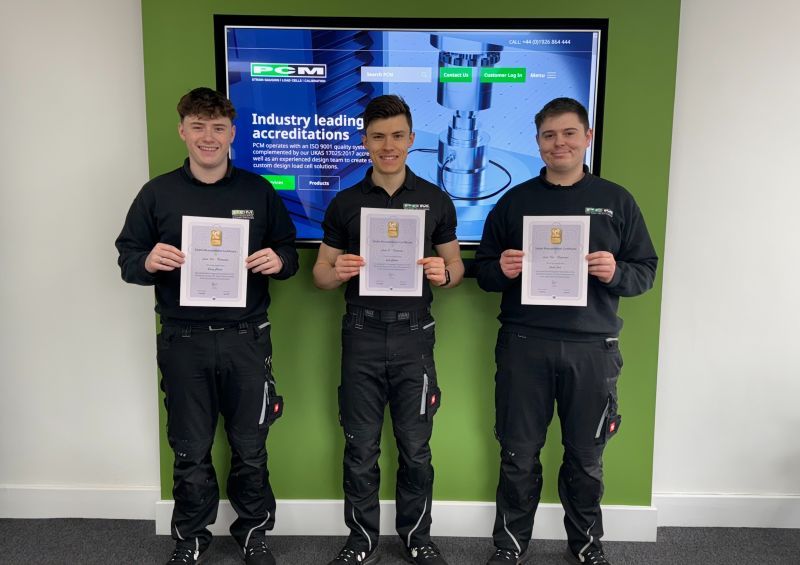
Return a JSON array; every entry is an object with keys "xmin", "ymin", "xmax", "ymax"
[{"xmin": 221, "ymin": 21, "xmax": 604, "ymax": 243}]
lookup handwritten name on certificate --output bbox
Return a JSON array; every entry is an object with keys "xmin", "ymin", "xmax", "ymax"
[
  {"xmin": 359, "ymin": 207, "xmax": 425, "ymax": 297},
  {"xmin": 179, "ymin": 215, "xmax": 249, "ymax": 308},
  {"xmin": 521, "ymin": 215, "xmax": 590, "ymax": 307}
]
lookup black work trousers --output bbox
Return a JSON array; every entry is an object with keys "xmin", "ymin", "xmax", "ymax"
[
  {"xmin": 492, "ymin": 329, "xmax": 622, "ymax": 558},
  {"xmin": 156, "ymin": 320, "xmax": 281, "ymax": 553},
  {"xmin": 338, "ymin": 308, "xmax": 441, "ymax": 554}
]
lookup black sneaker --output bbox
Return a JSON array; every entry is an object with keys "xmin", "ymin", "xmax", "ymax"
[
  {"xmin": 244, "ymin": 538, "xmax": 276, "ymax": 565},
  {"xmin": 328, "ymin": 545, "xmax": 380, "ymax": 564},
  {"xmin": 166, "ymin": 544, "xmax": 203, "ymax": 564},
  {"xmin": 564, "ymin": 547, "xmax": 611, "ymax": 564},
  {"xmin": 486, "ymin": 547, "xmax": 526, "ymax": 564},
  {"xmin": 405, "ymin": 541, "xmax": 448, "ymax": 564}
]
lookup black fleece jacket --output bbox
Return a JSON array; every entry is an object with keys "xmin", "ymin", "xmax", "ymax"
[{"xmin": 474, "ymin": 168, "xmax": 657, "ymax": 338}]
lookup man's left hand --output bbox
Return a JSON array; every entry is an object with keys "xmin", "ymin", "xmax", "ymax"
[
  {"xmin": 418, "ymin": 256, "xmax": 447, "ymax": 286},
  {"xmin": 586, "ymin": 251, "xmax": 616, "ymax": 283},
  {"xmin": 247, "ymin": 248, "xmax": 283, "ymax": 275}
]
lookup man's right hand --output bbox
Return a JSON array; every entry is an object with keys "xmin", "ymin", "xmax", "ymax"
[
  {"xmin": 334, "ymin": 254, "xmax": 365, "ymax": 282},
  {"xmin": 145, "ymin": 243, "xmax": 185, "ymax": 273},
  {"xmin": 500, "ymin": 249, "xmax": 524, "ymax": 279}
]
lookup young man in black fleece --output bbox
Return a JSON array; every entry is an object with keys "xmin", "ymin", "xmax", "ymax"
[
  {"xmin": 313, "ymin": 95, "xmax": 463, "ymax": 565},
  {"xmin": 475, "ymin": 98, "xmax": 658, "ymax": 565},
  {"xmin": 115, "ymin": 87, "xmax": 298, "ymax": 565}
]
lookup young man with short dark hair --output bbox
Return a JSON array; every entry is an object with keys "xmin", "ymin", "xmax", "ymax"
[
  {"xmin": 313, "ymin": 94, "xmax": 464, "ymax": 565},
  {"xmin": 116, "ymin": 87, "xmax": 298, "ymax": 565},
  {"xmin": 475, "ymin": 97, "xmax": 658, "ymax": 565}
]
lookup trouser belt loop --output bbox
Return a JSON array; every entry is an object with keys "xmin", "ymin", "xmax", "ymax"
[
  {"xmin": 355, "ymin": 308, "xmax": 364, "ymax": 330},
  {"xmin": 238, "ymin": 321, "xmax": 248, "ymax": 335},
  {"xmin": 410, "ymin": 310, "xmax": 419, "ymax": 331},
  {"xmin": 181, "ymin": 324, "xmax": 191, "ymax": 338}
]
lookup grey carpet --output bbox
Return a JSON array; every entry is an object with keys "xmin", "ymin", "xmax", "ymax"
[{"xmin": 1, "ymin": 519, "xmax": 799, "ymax": 564}]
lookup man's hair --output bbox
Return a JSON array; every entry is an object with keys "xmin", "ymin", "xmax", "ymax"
[
  {"xmin": 362, "ymin": 94, "xmax": 412, "ymax": 132},
  {"xmin": 177, "ymin": 87, "xmax": 236, "ymax": 121},
  {"xmin": 534, "ymin": 97, "xmax": 590, "ymax": 133}
]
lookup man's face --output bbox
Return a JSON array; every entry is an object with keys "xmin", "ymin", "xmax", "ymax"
[
  {"xmin": 536, "ymin": 112, "xmax": 592, "ymax": 176},
  {"xmin": 362, "ymin": 115, "xmax": 415, "ymax": 177},
  {"xmin": 178, "ymin": 114, "xmax": 235, "ymax": 172}
]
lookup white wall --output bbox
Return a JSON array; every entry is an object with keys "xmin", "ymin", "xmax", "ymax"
[
  {"xmin": 653, "ymin": 0, "xmax": 800, "ymax": 525},
  {"xmin": 0, "ymin": 0, "xmax": 159, "ymax": 516}
]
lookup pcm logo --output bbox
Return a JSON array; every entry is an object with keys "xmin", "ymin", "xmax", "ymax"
[{"xmin": 250, "ymin": 63, "xmax": 327, "ymax": 78}]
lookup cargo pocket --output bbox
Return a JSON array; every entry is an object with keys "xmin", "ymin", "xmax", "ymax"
[
  {"xmin": 594, "ymin": 394, "xmax": 621, "ymax": 444},
  {"xmin": 419, "ymin": 365, "xmax": 441, "ymax": 421},
  {"xmin": 258, "ymin": 357, "xmax": 283, "ymax": 430}
]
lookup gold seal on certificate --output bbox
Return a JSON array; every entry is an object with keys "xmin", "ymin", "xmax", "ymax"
[
  {"xmin": 387, "ymin": 220, "xmax": 399, "ymax": 238},
  {"xmin": 522, "ymin": 215, "xmax": 590, "ymax": 307},
  {"xmin": 179, "ymin": 216, "xmax": 250, "ymax": 307},
  {"xmin": 210, "ymin": 228, "xmax": 222, "ymax": 247}
]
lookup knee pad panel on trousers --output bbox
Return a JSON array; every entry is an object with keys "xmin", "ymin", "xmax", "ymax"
[
  {"xmin": 343, "ymin": 428, "xmax": 381, "ymax": 495},
  {"xmin": 227, "ymin": 430, "xmax": 268, "ymax": 462},
  {"xmin": 172, "ymin": 451, "xmax": 217, "ymax": 512},
  {"xmin": 170, "ymin": 435, "xmax": 213, "ymax": 464},
  {"xmin": 395, "ymin": 431, "xmax": 433, "ymax": 491},
  {"xmin": 227, "ymin": 431, "xmax": 269, "ymax": 500},
  {"xmin": 499, "ymin": 446, "xmax": 543, "ymax": 506},
  {"xmin": 561, "ymin": 448, "xmax": 604, "ymax": 506}
]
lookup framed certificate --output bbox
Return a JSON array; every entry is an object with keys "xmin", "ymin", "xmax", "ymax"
[
  {"xmin": 179, "ymin": 215, "xmax": 249, "ymax": 307},
  {"xmin": 521, "ymin": 215, "xmax": 590, "ymax": 307},
  {"xmin": 359, "ymin": 207, "xmax": 425, "ymax": 297}
]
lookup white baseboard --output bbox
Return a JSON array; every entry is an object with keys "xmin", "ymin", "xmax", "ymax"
[
  {"xmin": 6, "ymin": 486, "xmax": 798, "ymax": 533},
  {"xmin": 653, "ymin": 493, "xmax": 800, "ymax": 528},
  {"xmin": 156, "ymin": 500, "xmax": 657, "ymax": 541},
  {"xmin": 0, "ymin": 484, "xmax": 160, "ymax": 519}
]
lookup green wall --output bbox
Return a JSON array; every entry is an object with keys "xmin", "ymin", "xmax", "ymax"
[{"xmin": 142, "ymin": 0, "xmax": 680, "ymax": 505}]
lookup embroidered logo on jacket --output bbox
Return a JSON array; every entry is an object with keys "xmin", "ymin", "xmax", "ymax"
[
  {"xmin": 585, "ymin": 207, "xmax": 614, "ymax": 218},
  {"xmin": 403, "ymin": 203, "xmax": 430, "ymax": 210},
  {"xmin": 232, "ymin": 209, "xmax": 255, "ymax": 220}
]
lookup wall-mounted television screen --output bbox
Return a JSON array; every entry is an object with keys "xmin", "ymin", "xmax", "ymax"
[{"xmin": 215, "ymin": 16, "xmax": 607, "ymax": 245}]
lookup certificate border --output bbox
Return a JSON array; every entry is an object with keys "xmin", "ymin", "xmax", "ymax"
[
  {"xmin": 179, "ymin": 215, "xmax": 250, "ymax": 308},
  {"xmin": 521, "ymin": 215, "xmax": 590, "ymax": 307},
  {"xmin": 358, "ymin": 207, "xmax": 425, "ymax": 297}
]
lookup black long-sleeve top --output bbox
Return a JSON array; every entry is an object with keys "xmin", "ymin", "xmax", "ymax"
[
  {"xmin": 322, "ymin": 167, "xmax": 458, "ymax": 311},
  {"xmin": 474, "ymin": 168, "xmax": 658, "ymax": 338},
  {"xmin": 115, "ymin": 159, "xmax": 298, "ymax": 322}
]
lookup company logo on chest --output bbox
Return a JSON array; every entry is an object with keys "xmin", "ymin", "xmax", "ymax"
[
  {"xmin": 403, "ymin": 203, "xmax": 430, "ymax": 211},
  {"xmin": 232, "ymin": 209, "xmax": 255, "ymax": 220},
  {"xmin": 585, "ymin": 207, "xmax": 614, "ymax": 218}
]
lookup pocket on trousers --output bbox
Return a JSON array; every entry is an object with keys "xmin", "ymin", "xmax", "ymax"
[
  {"xmin": 258, "ymin": 362, "xmax": 283, "ymax": 429},
  {"xmin": 419, "ymin": 366, "xmax": 441, "ymax": 421},
  {"xmin": 594, "ymin": 394, "xmax": 621, "ymax": 444}
]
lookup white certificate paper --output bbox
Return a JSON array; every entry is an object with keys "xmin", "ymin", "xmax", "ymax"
[
  {"xmin": 359, "ymin": 207, "xmax": 425, "ymax": 297},
  {"xmin": 521, "ymin": 215, "xmax": 590, "ymax": 307},
  {"xmin": 179, "ymin": 216, "xmax": 249, "ymax": 308}
]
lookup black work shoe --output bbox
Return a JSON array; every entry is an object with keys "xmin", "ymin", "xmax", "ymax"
[
  {"xmin": 405, "ymin": 541, "xmax": 448, "ymax": 564},
  {"xmin": 244, "ymin": 538, "xmax": 276, "ymax": 565},
  {"xmin": 486, "ymin": 547, "xmax": 526, "ymax": 564},
  {"xmin": 564, "ymin": 547, "xmax": 611, "ymax": 565},
  {"xmin": 328, "ymin": 545, "xmax": 380, "ymax": 564},
  {"xmin": 166, "ymin": 544, "xmax": 203, "ymax": 564}
]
